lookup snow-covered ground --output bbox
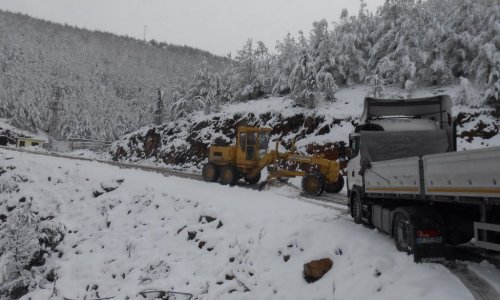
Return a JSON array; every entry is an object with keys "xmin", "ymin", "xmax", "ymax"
[{"xmin": 4, "ymin": 149, "xmax": 499, "ymax": 300}]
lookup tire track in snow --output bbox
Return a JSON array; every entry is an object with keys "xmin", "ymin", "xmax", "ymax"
[{"xmin": 444, "ymin": 262, "xmax": 500, "ymax": 300}]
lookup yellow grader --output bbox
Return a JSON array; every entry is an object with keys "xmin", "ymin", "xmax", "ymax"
[{"xmin": 202, "ymin": 127, "xmax": 344, "ymax": 196}]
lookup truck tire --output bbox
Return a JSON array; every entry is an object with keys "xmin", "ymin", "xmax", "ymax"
[
  {"xmin": 302, "ymin": 172, "xmax": 325, "ymax": 196},
  {"xmin": 394, "ymin": 212, "xmax": 414, "ymax": 253},
  {"xmin": 220, "ymin": 165, "xmax": 238, "ymax": 186},
  {"xmin": 202, "ymin": 163, "xmax": 219, "ymax": 182},
  {"xmin": 351, "ymin": 192, "xmax": 363, "ymax": 224},
  {"xmin": 245, "ymin": 172, "xmax": 261, "ymax": 185},
  {"xmin": 325, "ymin": 175, "xmax": 344, "ymax": 193}
]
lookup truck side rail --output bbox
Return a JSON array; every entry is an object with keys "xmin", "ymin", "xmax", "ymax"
[
  {"xmin": 423, "ymin": 146, "xmax": 500, "ymax": 199},
  {"xmin": 364, "ymin": 157, "xmax": 421, "ymax": 196}
]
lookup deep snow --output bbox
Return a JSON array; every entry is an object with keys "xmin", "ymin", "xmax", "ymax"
[{"xmin": 1, "ymin": 149, "xmax": 490, "ymax": 300}]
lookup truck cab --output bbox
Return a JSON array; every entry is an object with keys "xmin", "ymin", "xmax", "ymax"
[{"xmin": 347, "ymin": 95, "xmax": 455, "ymax": 195}]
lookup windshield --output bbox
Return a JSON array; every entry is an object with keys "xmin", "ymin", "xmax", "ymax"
[{"xmin": 258, "ymin": 132, "xmax": 270, "ymax": 158}]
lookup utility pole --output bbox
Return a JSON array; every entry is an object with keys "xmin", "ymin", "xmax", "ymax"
[{"xmin": 143, "ymin": 25, "xmax": 148, "ymax": 41}]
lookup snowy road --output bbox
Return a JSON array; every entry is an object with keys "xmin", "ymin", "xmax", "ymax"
[{"xmin": 1, "ymin": 148, "xmax": 500, "ymax": 300}]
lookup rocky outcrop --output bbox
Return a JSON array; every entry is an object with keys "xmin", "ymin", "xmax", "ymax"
[
  {"xmin": 110, "ymin": 110, "xmax": 350, "ymax": 169},
  {"xmin": 110, "ymin": 103, "xmax": 500, "ymax": 170}
]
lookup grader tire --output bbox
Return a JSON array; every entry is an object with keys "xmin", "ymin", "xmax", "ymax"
[
  {"xmin": 301, "ymin": 172, "xmax": 325, "ymax": 196},
  {"xmin": 325, "ymin": 175, "xmax": 344, "ymax": 193},
  {"xmin": 245, "ymin": 172, "xmax": 261, "ymax": 185},
  {"xmin": 220, "ymin": 165, "xmax": 238, "ymax": 186},
  {"xmin": 202, "ymin": 163, "xmax": 219, "ymax": 182}
]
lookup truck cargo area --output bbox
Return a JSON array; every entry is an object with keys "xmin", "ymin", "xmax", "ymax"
[{"xmin": 347, "ymin": 95, "xmax": 500, "ymax": 261}]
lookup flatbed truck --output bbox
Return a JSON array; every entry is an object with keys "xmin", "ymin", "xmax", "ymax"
[{"xmin": 347, "ymin": 95, "xmax": 500, "ymax": 262}]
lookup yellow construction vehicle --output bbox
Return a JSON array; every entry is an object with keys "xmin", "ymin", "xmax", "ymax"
[{"xmin": 202, "ymin": 127, "xmax": 344, "ymax": 196}]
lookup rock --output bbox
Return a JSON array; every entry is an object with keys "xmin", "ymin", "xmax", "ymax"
[
  {"xmin": 217, "ymin": 221, "xmax": 223, "ymax": 229},
  {"xmin": 199, "ymin": 215, "xmax": 216, "ymax": 223},
  {"xmin": 303, "ymin": 258, "xmax": 333, "ymax": 283},
  {"xmin": 93, "ymin": 190, "xmax": 104, "ymax": 198},
  {"xmin": 46, "ymin": 269, "xmax": 57, "ymax": 282},
  {"xmin": 187, "ymin": 231, "xmax": 197, "ymax": 240},
  {"xmin": 9, "ymin": 281, "xmax": 29, "ymax": 299}
]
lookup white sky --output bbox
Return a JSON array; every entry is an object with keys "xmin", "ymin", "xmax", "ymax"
[{"xmin": 0, "ymin": 0, "xmax": 384, "ymax": 56}]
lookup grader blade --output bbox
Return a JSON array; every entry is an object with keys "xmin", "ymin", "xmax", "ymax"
[{"xmin": 259, "ymin": 178, "xmax": 290, "ymax": 191}]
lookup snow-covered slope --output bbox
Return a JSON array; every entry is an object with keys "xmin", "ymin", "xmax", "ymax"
[
  {"xmin": 0, "ymin": 149, "xmax": 487, "ymax": 300},
  {"xmin": 111, "ymin": 85, "xmax": 500, "ymax": 170}
]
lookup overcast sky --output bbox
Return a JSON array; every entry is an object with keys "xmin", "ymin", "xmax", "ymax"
[{"xmin": 0, "ymin": 0, "xmax": 384, "ymax": 56}]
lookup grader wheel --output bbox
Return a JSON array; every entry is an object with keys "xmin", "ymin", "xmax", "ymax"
[
  {"xmin": 220, "ymin": 165, "xmax": 238, "ymax": 186},
  {"xmin": 325, "ymin": 175, "xmax": 344, "ymax": 193},
  {"xmin": 202, "ymin": 163, "xmax": 219, "ymax": 182},
  {"xmin": 301, "ymin": 172, "xmax": 325, "ymax": 196},
  {"xmin": 245, "ymin": 172, "xmax": 261, "ymax": 185}
]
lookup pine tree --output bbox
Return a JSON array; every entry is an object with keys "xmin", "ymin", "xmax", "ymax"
[
  {"xmin": 310, "ymin": 19, "xmax": 338, "ymax": 101},
  {"xmin": 234, "ymin": 39, "xmax": 259, "ymax": 101},
  {"xmin": 272, "ymin": 33, "xmax": 299, "ymax": 95},
  {"xmin": 289, "ymin": 49, "xmax": 317, "ymax": 108}
]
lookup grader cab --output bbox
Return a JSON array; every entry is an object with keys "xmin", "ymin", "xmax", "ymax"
[{"xmin": 202, "ymin": 127, "xmax": 344, "ymax": 196}]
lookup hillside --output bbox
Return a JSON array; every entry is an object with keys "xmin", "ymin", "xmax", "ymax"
[
  {"xmin": 0, "ymin": 10, "xmax": 227, "ymax": 140},
  {"xmin": 110, "ymin": 85, "xmax": 500, "ymax": 170}
]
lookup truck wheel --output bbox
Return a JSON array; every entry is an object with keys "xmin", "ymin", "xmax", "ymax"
[
  {"xmin": 394, "ymin": 213, "xmax": 414, "ymax": 253},
  {"xmin": 325, "ymin": 175, "xmax": 344, "ymax": 193},
  {"xmin": 220, "ymin": 165, "xmax": 238, "ymax": 186},
  {"xmin": 202, "ymin": 163, "xmax": 219, "ymax": 182},
  {"xmin": 302, "ymin": 172, "xmax": 325, "ymax": 196},
  {"xmin": 351, "ymin": 192, "xmax": 363, "ymax": 224},
  {"xmin": 245, "ymin": 172, "xmax": 261, "ymax": 185}
]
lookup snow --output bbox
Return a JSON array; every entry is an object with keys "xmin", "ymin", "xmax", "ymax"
[
  {"xmin": 0, "ymin": 149, "xmax": 483, "ymax": 300},
  {"xmin": 0, "ymin": 118, "xmax": 48, "ymax": 141}
]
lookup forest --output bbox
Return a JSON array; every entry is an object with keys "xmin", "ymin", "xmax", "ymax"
[
  {"xmin": 0, "ymin": 9, "xmax": 227, "ymax": 140},
  {"xmin": 0, "ymin": 0, "xmax": 499, "ymax": 140}
]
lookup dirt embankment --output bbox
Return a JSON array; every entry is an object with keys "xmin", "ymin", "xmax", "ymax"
[
  {"xmin": 110, "ymin": 109, "xmax": 500, "ymax": 169},
  {"xmin": 110, "ymin": 112, "xmax": 351, "ymax": 168}
]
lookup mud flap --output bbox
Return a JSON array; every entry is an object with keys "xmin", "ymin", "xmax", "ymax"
[
  {"xmin": 394, "ymin": 207, "xmax": 447, "ymax": 263},
  {"xmin": 411, "ymin": 209, "xmax": 446, "ymax": 263}
]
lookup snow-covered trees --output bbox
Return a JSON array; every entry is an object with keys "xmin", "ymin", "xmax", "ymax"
[
  {"xmin": 200, "ymin": 0, "xmax": 498, "ymax": 108},
  {"xmin": 0, "ymin": 10, "xmax": 226, "ymax": 140},
  {"xmin": 2, "ymin": 0, "xmax": 499, "ymax": 137},
  {"xmin": 232, "ymin": 39, "xmax": 271, "ymax": 101},
  {"xmin": 273, "ymin": 33, "xmax": 299, "ymax": 95},
  {"xmin": 289, "ymin": 49, "xmax": 317, "ymax": 108},
  {"xmin": 309, "ymin": 19, "xmax": 338, "ymax": 102},
  {"xmin": 0, "ymin": 204, "xmax": 65, "ymax": 299}
]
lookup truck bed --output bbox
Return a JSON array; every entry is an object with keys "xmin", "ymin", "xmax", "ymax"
[
  {"xmin": 424, "ymin": 146, "xmax": 500, "ymax": 199},
  {"xmin": 364, "ymin": 146, "xmax": 500, "ymax": 202}
]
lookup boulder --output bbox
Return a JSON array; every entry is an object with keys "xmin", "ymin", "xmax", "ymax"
[{"xmin": 303, "ymin": 258, "xmax": 333, "ymax": 283}]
